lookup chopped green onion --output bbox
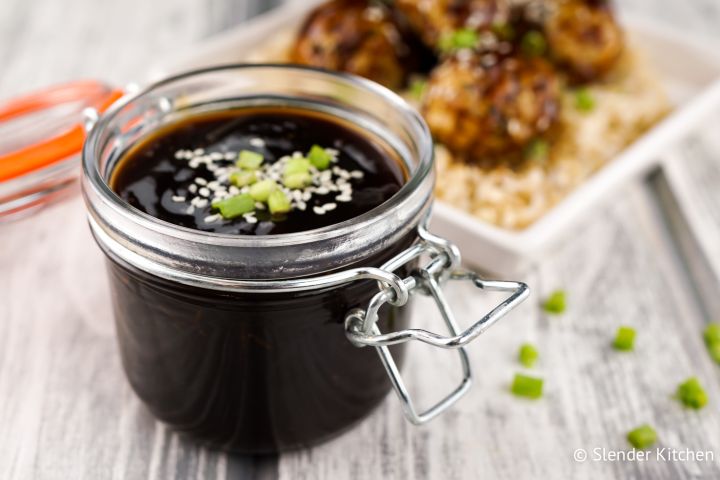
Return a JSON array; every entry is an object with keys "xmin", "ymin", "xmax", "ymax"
[
  {"xmin": 676, "ymin": 377, "xmax": 708, "ymax": 409},
  {"xmin": 491, "ymin": 22, "xmax": 515, "ymax": 41},
  {"xmin": 574, "ymin": 88, "xmax": 596, "ymax": 112},
  {"xmin": 212, "ymin": 194, "xmax": 254, "ymax": 219},
  {"xmin": 268, "ymin": 190, "xmax": 291, "ymax": 214},
  {"xmin": 525, "ymin": 138, "xmax": 549, "ymax": 162},
  {"xmin": 249, "ymin": 179, "xmax": 277, "ymax": 202},
  {"xmin": 542, "ymin": 290, "xmax": 566, "ymax": 314},
  {"xmin": 518, "ymin": 343, "xmax": 539, "ymax": 368},
  {"xmin": 237, "ymin": 150, "xmax": 264, "ymax": 170},
  {"xmin": 283, "ymin": 172, "xmax": 312, "ymax": 189},
  {"xmin": 703, "ymin": 323, "xmax": 720, "ymax": 364},
  {"xmin": 408, "ymin": 77, "xmax": 427, "ymax": 101},
  {"xmin": 704, "ymin": 323, "xmax": 720, "ymax": 345},
  {"xmin": 438, "ymin": 28, "xmax": 479, "ymax": 52},
  {"xmin": 230, "ymin": 170, "xmax": 257, "ymax": 187},
  {"xmin": 511, "ymin": 373, "xmax": 543, "ymax": 399},
  {"xmin": 307, "ymin": 145, "xmax": 332, "ymax": 170},
  {"xmin": 613, "ymin": 326, "xmax": 636, "ymax": 351},
  {"xmin": 627, "ymin": 424, "xmax": 657, "ymax": 449},
  {"xmin": 521, "ymin": 30, "xmax": 547, "ymax": 57},
  {"xmin": 284, "ymin": 157, "xmax": 311, "ymax": 176}
]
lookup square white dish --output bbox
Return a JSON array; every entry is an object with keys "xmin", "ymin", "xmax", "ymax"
[{"xmin": 149, "ymin": 1, "xmax": 720, "ymax": 274}]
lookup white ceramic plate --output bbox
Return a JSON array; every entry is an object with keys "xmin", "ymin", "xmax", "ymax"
[{"xmin": 149, "ymin": 2, "xmax": 720, "ymax": 274}]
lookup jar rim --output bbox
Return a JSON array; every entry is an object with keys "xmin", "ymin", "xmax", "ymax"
[
  {"xmin": 83, "ymin": 64, "xmax": 434, "ymax": 249},
  {"xmin": 82, "ymin": 64, "xmax": 435, "ymax": 281}
]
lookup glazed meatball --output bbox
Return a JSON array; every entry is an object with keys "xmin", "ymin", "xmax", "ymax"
[
  {"xmin": 395, "ymin": 0, "xmax": 510, "ymax": 50},
  {"xmin": 421, "ymin": 53, "xmax": 561, "ymax": 160},
  {"xmin": 290, "ymin": 0, "xmax": 418, "ymax": 89},
  {"xmin": 544, "ymin": 0, "xmax": 623, "ymax": 81}
]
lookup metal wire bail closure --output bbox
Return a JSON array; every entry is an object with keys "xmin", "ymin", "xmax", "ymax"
[{"xmin": 344, "ymin": 225, "xmax": 529, "ymax": 425}]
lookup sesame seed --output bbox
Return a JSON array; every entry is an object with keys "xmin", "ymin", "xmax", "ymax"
[
  {"xmin": 204, "ymin": 214, "xmax": 221, "ymax": 223},
  {"xmin": 186, "ymin": 205, "xmax": 195, "ymax": 214},
  {"xmin": 363, "ymin": 6, "xmax": 384, "ymax": 22},
  {"xmin": 175, "ymin": 141, "xmax": 365, "ymax": 218},
  {"xmin": 457, "ymin": 49, "xmax": 474, "ymax": 63},
  {"xmin": 481, "ymin": 53, "xmax": 497, "ymax": 67}
]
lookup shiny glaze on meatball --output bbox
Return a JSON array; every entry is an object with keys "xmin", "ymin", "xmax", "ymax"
[
  {"xmin": 395, "ymin": 0, "xmax": 510, "ymax": 49},
  {"xmin": 421, "ymin": 53, "xmax": 561, "ymax": 161},
  {"xmin": 544, "ymin": 0, "xmax": 623, "ymax": 81},
  {"xmin": 290, "ymin": 0, "xmax": 419, "ymax": 89}
]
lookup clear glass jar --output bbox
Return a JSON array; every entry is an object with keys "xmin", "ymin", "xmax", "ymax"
[{"xmin": 82, "ymin": 65, "xmax": 528, "ymax": 453}]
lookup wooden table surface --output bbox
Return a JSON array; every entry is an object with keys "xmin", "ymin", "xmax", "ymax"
[{"xmin": 2, "ymin": 0, "xmax": 720, "ymax": 478}]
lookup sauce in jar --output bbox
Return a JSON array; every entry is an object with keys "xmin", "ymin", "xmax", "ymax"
[
  {"xmin": 103, "ymin": 105, "xmax": 414, "ymax": 452},
  {"xmin": 83, "ymin": 65, "xmax": 439, "ymax": 454},
  {"xmin": 110, "ymin": 107, "xmax": 407, "ymax": 234}
]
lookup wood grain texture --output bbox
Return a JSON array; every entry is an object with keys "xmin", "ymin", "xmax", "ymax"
[
  {"xmin": 0, "ymin": 0, "xmax": 276, "ymax": 479},
  {"xmin": 2, "ymin": 0, "xmax": 720, "ymax": 479},
  {"xmin": 276, "ymin": 0, "xmax": 720, "ymax": 478}
]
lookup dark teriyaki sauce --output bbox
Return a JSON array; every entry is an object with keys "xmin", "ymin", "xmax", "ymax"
[
  {"xmin": 104, "ymin": 106, "xmax": 416, "ymax": 452},
  {"xmin": 110, "ymin": 107, "xmax": 407, "ymax": 234}
]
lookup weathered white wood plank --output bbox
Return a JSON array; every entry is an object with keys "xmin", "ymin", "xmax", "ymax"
[
  {"xmin": 278, "ymin": 1, "xmax": 720, "ymax": 478},
  {"xmin": 3, "ymin": 0, "xmax": 720, "ymax": 479},
  {"xmin": 279, "ymin": 182, "xmax": 720, "ymax": 479},
  {"xmin": 0, "ymin": 0, "xmax": 275, "ymax": 478}
]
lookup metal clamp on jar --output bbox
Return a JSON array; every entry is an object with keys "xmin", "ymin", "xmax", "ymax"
[{"xmin": 81, "ymin": 65, "xmax": 529, "ymax": 453}]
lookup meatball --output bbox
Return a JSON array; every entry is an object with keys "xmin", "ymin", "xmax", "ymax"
[
  {"xmin": 290, "ymin": 0, "xmax": 418, "ymax": 89},
  {"xmin": 544, "ymin": 0, "xmax": 623, "ymax": 81},
  {"xmin": 395, "ymin": 0, "xmax": 510, "ymax": 50},
  {"xmin": 421, "ymin": 53, "xmax": 561, "ymax": 160}
]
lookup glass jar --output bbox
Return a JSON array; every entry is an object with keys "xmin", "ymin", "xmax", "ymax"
[{"xmin": 82, "ymin": 65, "xmax": 528, "ymax": 453}]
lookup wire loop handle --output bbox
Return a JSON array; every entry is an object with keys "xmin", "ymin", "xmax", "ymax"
[{"xmin": 344, "ymin": 225, "xmax": 529, "ymax": 424}]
